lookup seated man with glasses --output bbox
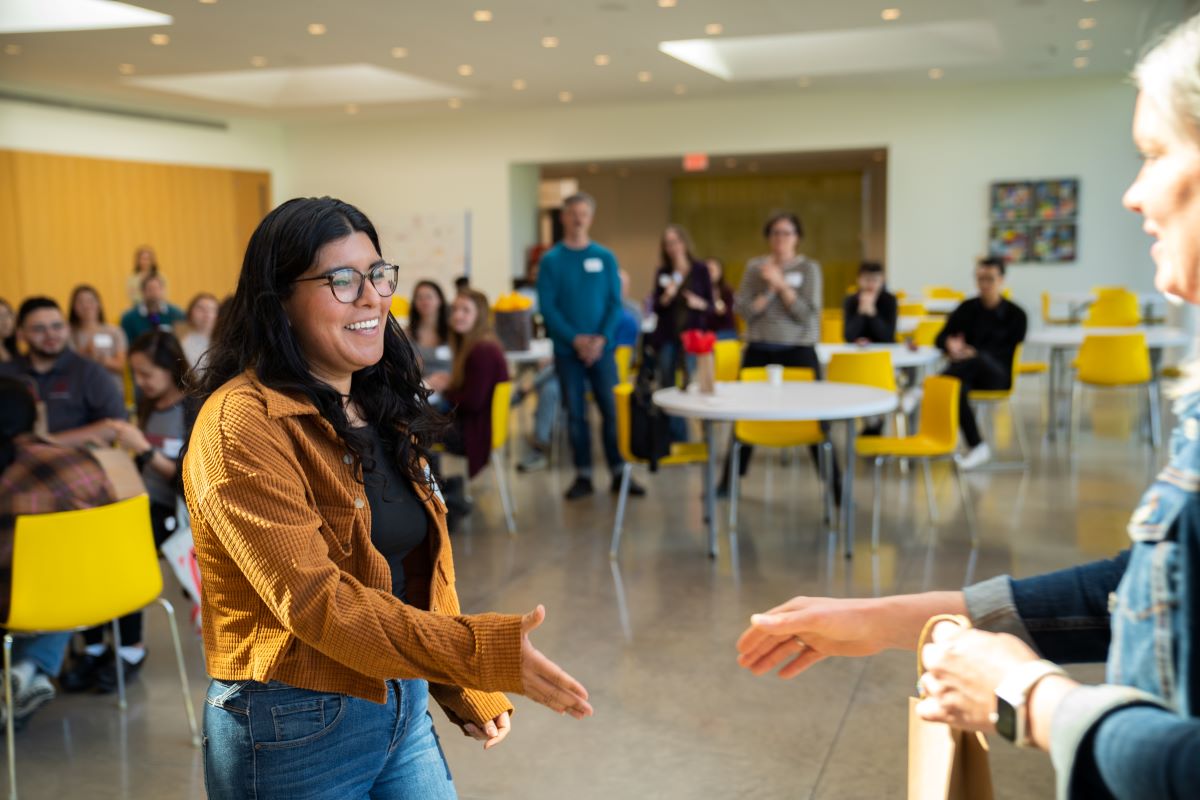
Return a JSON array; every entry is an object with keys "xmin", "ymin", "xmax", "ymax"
[
  {"xmin": 935, "ymin": 257, "xmax": 1027, "ymax": 470},
  {"xmin": 0, "ymin": 297, "xmax": 128, "ymax": 447}
]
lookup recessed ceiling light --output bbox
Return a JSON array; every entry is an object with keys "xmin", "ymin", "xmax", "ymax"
[
  {"xmin": 118, "ymin": 62, "xmax": 135, "ymax": 75},
  {"xmin": 587, "ymin": 163, "xmax": 600, "ymax": 174},
  {"xmin": 345, "ymin": 103, "xmax": 359, "ymax": 114},
  {"xmin": 882, "ymin": 8, "xmax": 901, "ymax": 21},
  {"xmin": 705, "ymin": 23, "xmax": 723, "ymax": 35},
  {"xmin": 307, "ymin": 23, "xmax": 326, "ymax": 35},
  {"xmin": 724, "ymin": 157, "xmax": 737, "ymax": 167},
  {"xmin": 473, "ymin": 10, "xmax": 493, "ymax": 22},
  {"xmin": 796, "ymin": 77, "xmax": 811, "ymax": 88},
  {"xmin": 1074, "ymin": 56, "xmax": 1089, "ymax": 68},
  {"xmin": 542, "ymin": 36, "xmax": 559, "ymax": 48},
  {"xmin": 4, "ymin": 44, "xmax": 21, "ymax": 55},
  {"xmin": 637, "ymin": 70, "xmax": 652, "ymax": 82},
  {"xmin": 390, "ymin": 46, "xmax": 408, "ymax": 58},
  {"xmin": 558, "ymin": 90, "xmax": 573, "ymax": 102},
  {"xmin": 512, "ymin": 78, "xmax": 527, "ymax": 90},
  {"xmin": 448, "ymin": 97, "xmax": 463, "ymax": 109},
  {"xmin": 1076, "ymin": 39, "xmax": 1092, "ymax": 51},
  {"xmin": 457, "ymin": 64, "xmax": 473, "ymax": 76},
  {"xmin": 658, "ymin": 0, "xmax": 677, "ymax": 7},
  {"xmin": 928, "ymin": 67, "xmax": 944, "ymax": 79},
  {"xmin": 250, "ymin": 55, "xmax": 267, "ymax": 67},
  {"xmin": 1078, "ymin": 18, "xmax": 1096, "ymax": 30},
  {"xmin": 594, "ymin": 54, "xmax": 610, "ymax": 66},
  {"xmin": 673, "ymin": 83, "xmax": 687, "ymax": 95},
  {"xmin": 198, "ymin": 0, "xmax": 218, "ymax": 4},
  {"xmin": 149, "ymin": 33, "xmax": 169, "ymax": 45}
]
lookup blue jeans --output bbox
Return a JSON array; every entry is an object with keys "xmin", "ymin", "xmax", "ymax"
[
  {"xmin": 555, "ymin": 351, "xmax": 622, "ymax": 476},
  {"xmin": 530, "ymin": 365, "xmax": 560, "ymax": 447},
  {"xmin": 9, "ymin": 633, "xmax": 72, "ymax": 677},
  {"xmin": 203, "ymin": 678, "xmax": 455, "ymax": 800}
]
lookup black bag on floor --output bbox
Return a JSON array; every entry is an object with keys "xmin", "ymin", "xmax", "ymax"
[{"xmin": 629, "ymin": 345, "xmax": 672, "ymax": 471}]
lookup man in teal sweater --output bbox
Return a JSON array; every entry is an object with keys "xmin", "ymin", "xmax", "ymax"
[{"xmin": 537, "ymin": 193, "xmax": 645, "ymax": 500}]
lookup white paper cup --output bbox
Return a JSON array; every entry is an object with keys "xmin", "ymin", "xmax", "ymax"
[{"xmin": 766, "ymin": 363, "xmax": 784, "ymax": 387}]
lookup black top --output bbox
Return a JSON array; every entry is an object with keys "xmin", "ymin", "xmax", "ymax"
[
  {"xmin": 935, "ymin": 297, "xmax": 1028, "ymax": 380},
  {"xmin": 651, "ymin": 261, "xmax": 714, "ymax": 345},
  {"xmin": 361, "ymin": 424, "xmax": 429, "ymax": 602},
  {"xmin": 0, "ymin": 350, "xmax": 127, "ymax": 434},
  {"xmin": 842, "ymin": 290, "xmax": 898, "ymax": 343}
]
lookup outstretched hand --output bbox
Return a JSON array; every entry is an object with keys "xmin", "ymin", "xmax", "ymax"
[{"xmin": 520, "ymin": 605, "xmax": 593, "ymax": 719}]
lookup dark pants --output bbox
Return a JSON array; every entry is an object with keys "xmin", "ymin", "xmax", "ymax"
[
  {"xmin": 555, "ymin": 350, "xmax": 623, "ymax": 478},
  {"xmin": 943, "ymin": 354, "xmax": 1010, "ymax": 448},
  {"xmin": 656, "ymin": 340, "xmax": 693, "ymax": 442}
]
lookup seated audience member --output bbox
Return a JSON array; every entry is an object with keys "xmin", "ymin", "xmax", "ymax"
[
  {"xmin": 511, "ymin": 259, "xmax": 561, "ymax": 474},
  {"xmin": 0, "ymin": 298, "xmax": 16, "ymax": 362},
  {"xmin": 0, "ymin": 377, "xmax": 116, "ymax": 729},
  {"xmin": 179, "ymin": 292, "xmax": 220, "ymax": 370},
  {"xmin": 444, "ymin": 289, "xmax": 510, "ymax": 479},
  {"xmin": 64, "ymin": 331, "xmax": 192, "ymax": 692},
  {"xmin": 0, "ymin": 297, "xmax": 126, "ymax": 447},
  {"xmin": 843, "ymin": 262, "xmax": 898, "ymax": 344},
  {"xmin": 407, "ymin": 280, "xmax": 452, "ymax": 383},
  {"xmin": 706, "ymin": 258, "xmax": 739, "ymax": 340},
  {"xmin": 69, "ymin": 284, "xmax": 128, "ymax": 395},
  {"xmin": 935, "ymin": 256, "xmax": 1027, "ymax": 470},
  {"xmin": 120, "ymin": 273, "xmax": 185, "ymax": 344},
  {"xmin": 126, "ymin": 245, "xmax": 159, "ymax": 307}
]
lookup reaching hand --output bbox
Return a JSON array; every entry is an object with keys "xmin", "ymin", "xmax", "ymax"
[
  {"xmin": 736, "ymin": 596, "xmax": 894, "ymax": 679},
  {"xmin": 520, "ymin": 605, "xmax": 593, "ymax": 719}
]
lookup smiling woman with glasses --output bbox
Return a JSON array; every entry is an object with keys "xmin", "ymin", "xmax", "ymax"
[{"xmin": 183, "ymin": 196, "xmax": 592, "ymax": 799}]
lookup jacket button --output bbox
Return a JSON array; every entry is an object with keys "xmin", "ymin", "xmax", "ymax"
[
  {"xmin": 343, "ymin": 454, "xmax": 353, "ymax": 465},
  {"xmin": 354, "ymin": 498, "xmax": 365, "ymax": 509}
]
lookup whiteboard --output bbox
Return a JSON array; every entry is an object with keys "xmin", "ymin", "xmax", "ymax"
[{"xmin": 384, "ymin": 210, "xmax": 471, "ymax": 297}]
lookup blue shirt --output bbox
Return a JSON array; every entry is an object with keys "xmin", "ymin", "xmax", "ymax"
[{"xmin": 536, "ymin": 241, "xmax": 622, "ymax": 358}]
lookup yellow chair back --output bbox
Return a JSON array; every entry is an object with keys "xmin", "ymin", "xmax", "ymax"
[
  {"xmin": 968, "ymin": 344, "xmax": 1024, "ymax": 401},
  {"xmin": 898, "ymin": 303, "xmax": 927, "ymax": 317},
  {"xmin": 827, "ymin": 351, "xmax": 897, "ymax": 393},
  {"xmin": 911, "ymin": 319, "xmax": 944, "ymax": 347},
  {"xmin": 390, "ymin": 295, "xmax": 410, "ymax": 319},
  {"xmin": 924, "ymin": 287, "xmax": 965, "ymax": 301},
  {"xmin": 611, "ymin": 383, "xmax": 707, "ymax": 466},
  {"xmin": 1093, "ymin": 286, "xmax": 1127, "ymax": 297},
  {"xmin": 615, "ymin": 345, "xmax": 633, "ymax": 384},
  {"xmin": 894, "ymin": 290, "xmax": 908, "ymax": 301},
  {"xmin": 735, "ymin": 368, "xmax": 823, "ymax": 446},
  {"xmin": 491, "ymin": 380, "xmax": 512, "ymax": 450},
  {"xmin": 714, "ymin": 339, "xmax": 742, "ymax": 383},
  {"xmin": 915, "ymin": 375, "xmax": 961, "ymax": 452},
  {"xmin": 8, "ymin": 494, "xmax": 160, "ymax": 632},
  {"xmin": 821, "ymin": 317, "xmax": 845, "ymax": 343},
  {"xmin": 1076, "ymin": 334, "xmax": 1151, "ymax": 386},
  {"xmin": 1083, "ymin": 291, "xmax": 1139, "ymax": 327}
]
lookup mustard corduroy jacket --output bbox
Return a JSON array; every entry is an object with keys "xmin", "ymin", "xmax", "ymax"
[{"xmin": 182, "ymin": 370, "xmax": 522, "ymax": 728}]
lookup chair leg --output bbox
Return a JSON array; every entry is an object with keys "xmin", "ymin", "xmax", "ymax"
[
  {"xmin": 156, "ymin": 598, "xmax": 201, "ymax": 747},
  {"xmin": 112, "ymin": 619, "xmax": 126, "ymax": 711},
  {"xmin": 1068, "ymin": 382, "xmax": 1081, "ymax": 453},
  {"xmin": 5, "ymin": 634, "xmax": 16, "ymax": 800},
  {"xmin": 1148, "ymin": 382, "xmax": 1163, "ymax": 450},
  {"xmin": 922, "ymin": 459, "xmax": 938, "ymax": 523},
  {"xmin": 1010, "ymin": 397, "xmax": 1029, "ymax": 466},
  {"xmin": 729, "ymin": 441, "xmax": 742, "ymax": 531},
  {"xmin": 609, "ymin": 463, "xmax": 633, "ymax": 559},
  {"xmin": 820, "ymin": 441, "xmax": 834, "ymax": 527},
  {"xmin": 491, "ymin": 451, "xmax": 517, "ymax": 535},
  {"xmin": 953, "ymin": 462, "xmax": 978, "ymax": 546},
  {"xmin": 871, "ymin": 456, "xmax": 884, "ymax": 552}
]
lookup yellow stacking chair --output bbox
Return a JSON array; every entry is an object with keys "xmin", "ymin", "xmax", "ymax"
[
  {"xmin": 487, "ymin": 381, "xmax": 517, "ymax": 533},
  {"xmin": 615, "ymin": 344, "xmax": 633, "ymax": 384},
  {"xmin": 910, "ymin": 319, "xmax": 945, "ymax": 347},
  {"xmin": 924, "ymin": 286, "xmax": 965, "ymax": 301},
  {"xmin": 967, "ymin": 345, "xmax": 1031, "ymax": 469},
  {"xmin": 1069, "ymin": 334, "xmax": 1160, "ymax": 449},
  {"xmin": 728, "ymin": 368, "xmax": 834, "ymax": 532},
  {"xmin": 855, "ymin": 375, "xmax": 975, "ymax": 550},
  {"xmin": 1083, "ymin": 290, "xmax": 1140, "ymax": 327},
  {"xmin": 6, "ymin": 494, "xmax": 200, "ymax": 798},
  {"xmin": 1041, "ymin": 292, "xmax": 1074, "ymax": 326},
  {"xmin": 610, "ymin": 383, "xmax": 708, "ymax": 558},
  {"xmin": 821, "ymin": 317, "xmax": 845, "ymax": 343},
  {"xmin": 713, "ymin": 339, "xmax": 742, "ymax": 383},
  {"xmin": 898, "ymin": 302, "xmax": 927, "ymax": 317},
  {"xmin": 827, "ymin": 351, "xmax": 897, "ymax": 393},
  {"xmin": 389, "ymin": 294, "xmax": 410, "ymax": 320}
]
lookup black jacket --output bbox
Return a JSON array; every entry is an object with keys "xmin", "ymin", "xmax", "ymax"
[{"xmin": 842, "ymin": 290, "xmax": 898, "ymax": 343}]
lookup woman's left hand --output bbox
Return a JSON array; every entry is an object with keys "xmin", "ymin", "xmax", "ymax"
[
  {"xmin": 463, "ymin": 711, "xmax": 512, "ymax": 750},
  {"xmin": 916, "ymin": 622, "xmax": 1040, "ymax": 733}
]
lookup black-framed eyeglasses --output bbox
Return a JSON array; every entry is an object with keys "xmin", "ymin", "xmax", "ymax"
[{"xmin": 293, "ymin": 262, "xmax": 399, "ymax": 304}]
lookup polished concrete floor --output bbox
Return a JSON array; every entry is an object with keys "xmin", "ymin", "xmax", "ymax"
[{"xmin": 14, "ymin": 382, "xmax": 1161, "ymax": 799}]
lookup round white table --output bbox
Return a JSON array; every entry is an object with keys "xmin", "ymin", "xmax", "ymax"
[
  {"xmin": 1026, "ymin": 325, "xmax": 1190, "ymax": 443},
  {"xmin": 503, "ymin": 337, "xmax": 553, "ymax": 364},
  {"xmin": 654, "ymin": 382, "xmax": 899, "ymax": 558},
  {"xmin": 817, "ymin": 343, "xmax": 941, "ymax": 370},
  {"xmin": 914, "ymin": 298, "xmax": 960, "ymax": 315}
]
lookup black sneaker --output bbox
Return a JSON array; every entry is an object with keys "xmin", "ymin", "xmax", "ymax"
[
  {"xmin": 95, "ymin": 651, "xmax": 146, "ymax": 694},
  {"xmin": 565, "ymin": 477, "xmax": 594, "ymax": 500},
  {"xmin": 611, "ymin": 474, "xmax": 645, "ymax": 496},
  {"xmin": 60, "ymin": 650, "xmax": 107, "ymax": 694}
]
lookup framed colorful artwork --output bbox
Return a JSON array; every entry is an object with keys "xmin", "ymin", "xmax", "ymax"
[{"xmin": 988, "ymin": 178, "xmax": 1078, "ymax": 263}]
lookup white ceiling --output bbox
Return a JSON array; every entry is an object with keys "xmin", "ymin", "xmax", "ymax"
[{"xmin": 0, "ymin": 0, "xmax": 1191, "ymax": 122}]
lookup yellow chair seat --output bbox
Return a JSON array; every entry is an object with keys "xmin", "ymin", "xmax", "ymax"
[
  {"xmin": 1018, "ymin": 361, "xmax": 1048, "ymax": 375},
  {"xmin": 734, "ymin": 367, "xmax": 825, "ymax": 447},
  {"xmin": 660, "ymin": 441, "xmax": 709, "ymax": 465},
  {"xmin": 856, "ymin": 434, "xmax": 954, "ymax": 458}
]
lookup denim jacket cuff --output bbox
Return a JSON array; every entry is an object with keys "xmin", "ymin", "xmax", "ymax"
[
  {"xmin": 1049, "ymin": 684, "xmax": 1169, "ymax": 800},
  {"xmin": 963, "ymin": 574, "xmax": 1038, "ymax": 649}
]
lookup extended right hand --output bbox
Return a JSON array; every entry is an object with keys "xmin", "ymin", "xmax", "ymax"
[
  {"xmin": 736, "ymin": 596, "xmax": 892, "ymax": 679},
  {"xmin": 520, "ymin": 605, "xmax": 593, "ymax": 719}
]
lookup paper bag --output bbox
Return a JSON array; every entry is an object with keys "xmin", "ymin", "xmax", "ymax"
[
  {"xmin": 90, "ymin": 446, "xmax": 147, "ymax": 501},
  {"xmin": 908, "ymin": 614, "xmax": 994, "ymax": 800}
]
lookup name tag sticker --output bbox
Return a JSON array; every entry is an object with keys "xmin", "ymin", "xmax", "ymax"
[
  {"xmin": 434, "ymin": 345, "xmax": 452, "ymax": 360},
  {"xmin": 658, "ymin": 274, "xmax": 672, "ymax": 288},
  {"xmin": 584, "ymin": 258, "xmax": 604, "ymax": 273},
  {"xmin": 161, "ymin": 437, "xmax": 184, "ymax": 459},
  {"xmin": 787, "ymin": 272, "xmax": 803, "ymax": 288}
]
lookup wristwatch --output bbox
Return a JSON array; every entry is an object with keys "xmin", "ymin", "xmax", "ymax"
[{"xmin": 992, "ymin": 659, "xmax": 1067, "ymax": 747}]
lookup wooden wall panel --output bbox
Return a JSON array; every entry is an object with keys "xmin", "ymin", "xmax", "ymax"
[{"xmin": 0, "ymin": 148, "xmax": 269, "ymax": 321}]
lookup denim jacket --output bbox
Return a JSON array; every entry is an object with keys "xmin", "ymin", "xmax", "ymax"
[{"xmin": 964, "ymin": 390, "xmax": 1200, "ymax": 800}]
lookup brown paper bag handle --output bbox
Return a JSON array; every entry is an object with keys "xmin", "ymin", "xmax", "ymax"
[{"xmin": 915, "ymin": 614, "xmax": 972, "ymax": 680}]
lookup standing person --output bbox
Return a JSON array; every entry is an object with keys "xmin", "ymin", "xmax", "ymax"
[
  {"xmin": 725, "ymin": 212, "xmax": 830, "ymax": 493},
  {"xmin": 842, "ymin": 262, "xmax": 898, "ymax": 344},
  {"xmin": 407, "ymin": 280, "xmax": 452, "ymax": 382},
  {"xmin": 179, "ymin": 292, "xmax": 220, "ymax": 370},
  {"xmin": 126, "ymin": 245, "xmax": 159, "ymax": 307},
  {"xmin": 537, "ymin": 192, "xmax": 644, "ymax": 500},
  {"xmin": 65, "ymin": 331, "xmax": 192, "ymax": 692},
  {"xmin": 651, "ymin": 224, "xmax": 713, "ymax": 382},
  {"xmin": 935, "ymin": 257, "xmax": 1027, "ymax": 470},
  {"xmin": 443, "ymin": 289, "xmax": 509, "ymax": 479},
  {"xmin": 706, "ymin": 258, "xmax": 739, "ymax": 340},
  {"xmin": 120, "ymin": 273, "xmax": 185, "ymax": 345},
  {"xmin": 184, "ymin": 197, "xmax": 591, "ymax": 799},
  {"xmin": 0, "ymin": 297, "xmax": 126, "ymax": 447},
  {"xmin": 0, "ymin": 298, "xmax": 17, "ymax": 362},
  {"xmin": 68, "ymin": 284, "xmax": 128, "ymax": 395}
]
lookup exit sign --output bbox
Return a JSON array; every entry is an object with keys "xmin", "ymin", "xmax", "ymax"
[{"xmin": 682, "ymin": 152, "xmax": 709, "ymax": 172}]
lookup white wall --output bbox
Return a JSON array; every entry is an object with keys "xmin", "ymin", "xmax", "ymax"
[{"xmin": 282, "ymin": 76, "xmax": 1150, "ymax": 318}]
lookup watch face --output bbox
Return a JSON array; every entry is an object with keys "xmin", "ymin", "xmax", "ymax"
[{"xmin": 995, "ymin": 698, "xmax": 1017, "ymax": 742}]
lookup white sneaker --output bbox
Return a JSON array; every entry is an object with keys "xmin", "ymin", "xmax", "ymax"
[
  {"xmin": 955, "ymin": 443, "xmax": 992, "ymax": 471},
  {"xmin": 901, "ymin": 387, "xmax": 924, "ymax": 415},
  {"xmin": 13, "ymin": 672, "xmax": 54, "ymax": 725}
]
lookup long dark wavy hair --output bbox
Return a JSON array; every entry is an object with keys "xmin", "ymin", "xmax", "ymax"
[
  {"xmin": 407, "ymin": 279, "xmax": 449, "ymax": 345},
  {"xmin": 192, "ymin": 196, "xmax": 445, "ymax": 490},
  {"xmin": 130, "ymin": 331, "xmax": 191, "ymax": 428}
]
